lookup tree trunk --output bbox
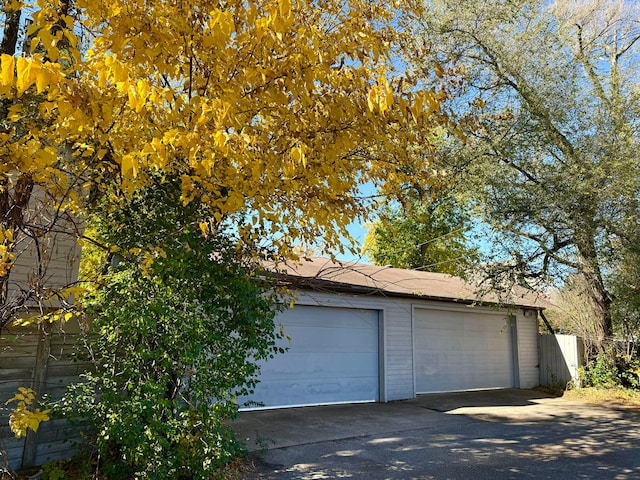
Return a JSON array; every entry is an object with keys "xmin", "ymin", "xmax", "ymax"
[
  {"xmin": 0, "ymin": 7, "xmax": 22, "ymax": 56},
  {"xmin": 576, "ymin": 231, "xmax": 613, "ymax": 352}
]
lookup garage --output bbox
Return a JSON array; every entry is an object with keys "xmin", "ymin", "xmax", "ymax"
[
  {"xmin": 242, "ymin": 304, "xmax": 380, "ymax": 409},
  {"xmin": 414, "ymin": 308, "xmax": 515, "ymax": 393}
]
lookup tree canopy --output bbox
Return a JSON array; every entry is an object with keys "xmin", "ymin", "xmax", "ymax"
[
  {"xmin": 3, "ymin": 0, "xmax": 451, "ymax": 251},
  {"xmin": 0, "ymin": 0, "xmax": 455, "ymax": 328},
  {"xmin": 364, "ymin": 190, "xmax": 478, "ymax": 275},
  {"xmin": 412, "ymin": 0, "xmax": 640, "ymax": 350}
]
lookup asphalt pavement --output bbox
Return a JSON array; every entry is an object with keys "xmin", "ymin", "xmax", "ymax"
[{"xmin": 231, "ymin": 389, "xmax": 640, "ymax": 479}]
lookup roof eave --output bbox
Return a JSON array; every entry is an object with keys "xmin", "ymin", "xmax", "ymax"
[{"xmin": 271, "ymin": 273, "xmax": 544, "ymax": 310}]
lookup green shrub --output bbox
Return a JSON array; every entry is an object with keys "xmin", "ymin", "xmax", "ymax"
[
  {"xmin": 579, "ymin": 348, "xmax": 620, "ymax": 388},
  {"xmin": 579, "ymin": 347, "xmax": 640, "ymax": 390},
  {"xmin": 617, "ymin": 356, "xmax": 640, "ymax": 389},
  {"xmin": 58, "ymin": 177, "xmax": 283, "ymax": 479}
]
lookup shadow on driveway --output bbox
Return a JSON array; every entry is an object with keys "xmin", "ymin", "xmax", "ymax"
[
  {"xmin": 409, "ymin": 388, "xmax": 558, "ymax": 411},
  {"xmin": 232, "ymin": 389, "xmax": 640, "ymax": 480}
]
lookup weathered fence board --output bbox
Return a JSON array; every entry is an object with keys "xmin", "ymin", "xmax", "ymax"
[
  {"xmin": 538, "ymin": 333, "xmax": 584, "ymax": 388},
  {"xmin": 0, "ymin": 331, "xmax": 91, "ymax": 470}
]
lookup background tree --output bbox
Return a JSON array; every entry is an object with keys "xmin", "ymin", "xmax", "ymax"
[
  {"xmin": 363, "ymin": 188, "xmax": 478, "ymax": 275},
  {"xmin": 545, "ymin": 275, "xmax": 604, "ymax": 355},
  {"xmin": 412, "ymin": 0, "xmax": 640, "ymax": 352}
]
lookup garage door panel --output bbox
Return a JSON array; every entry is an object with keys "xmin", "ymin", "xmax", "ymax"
[
  {"xmin": 257, "ymin": 352, "xmax": 378, "ymax": 379},
  {"xmin": 249, "ymin": 377, "xmax": 379, "ymax": 408},
  {"xmin": 277, "ymin": 307, "xmax": 378, "ymax": 328},
  {"xmin": 277, "ymin": 325, "xmax": 378, "ymax": 353},
  {"xmin": 415, "ymin": 309, "xmax": 513, "ymax": 393},
  {"xmin": 241, "ymin": 305, "xmax": 379, "ymax": 409}
]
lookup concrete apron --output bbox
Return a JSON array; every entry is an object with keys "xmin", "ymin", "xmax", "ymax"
[
  {"xmin": 230, "ymin": 388, "xmax": 631, "ymax": 452},
  {"xmin": 231, "ymin": 400, "xmax": 443, "ymax": 452}
]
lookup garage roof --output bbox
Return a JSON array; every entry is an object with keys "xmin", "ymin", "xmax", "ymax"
[{"xmin": 268, "ymin": 256, "xmax": 546, "ymax": 309}]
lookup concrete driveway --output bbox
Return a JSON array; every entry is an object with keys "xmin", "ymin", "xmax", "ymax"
[{"xmin": 231, "ymin": 389, "xmax": 640, "ymax": 479}]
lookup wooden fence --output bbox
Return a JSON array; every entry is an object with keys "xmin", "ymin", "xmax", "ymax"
[
  {"xmin": 0, "ymin": 327, "xmax": 91, "ymax": 470},
  {"xmin": 538, "ymin": 333, "xmax": 585, "ymax": 388}
]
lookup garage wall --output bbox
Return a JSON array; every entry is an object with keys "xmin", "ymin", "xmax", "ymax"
[
  {"xmin": 292, "ymin": 291, "xmax": 541, "ymax": 401},
  {"xmin": 516, "ymin": 312, "xmax": 540, "ymax": 388},
  {"xmin": 294, "ymin": 291, "xmax": 414, "ymax": 402}
]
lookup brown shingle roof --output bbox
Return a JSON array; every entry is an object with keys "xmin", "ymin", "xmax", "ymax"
[{"xmin": 268, "ymin": 257, "xmax": 546, "ymax": 309}]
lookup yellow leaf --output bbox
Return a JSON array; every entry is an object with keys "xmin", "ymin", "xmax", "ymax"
[
  {"xmin": 15, "ymin": 57, "xmax": 32, "ymax": 96},
  {"xmin": 290, "ymin": 145, "xmax": 307, "ymax": 168},
  {"xmin": 367, "ymin": 85, "xmax": 378, "ymax": 112},
  {"xmin": 290, "ymin": 146, "xmax": 301, "ymax": 162},
  {"xmin": 121, "ymin": 154, "xmax": 138, "ymax": 178},
  {"xmin": 378, "ymin": 75, "xmax": 393, "ymax": 115},
  {"xmin": 411, "ymin": 94, "xmax": 423, "ymax": 122},
  {"xmin": 434, "ymin": 61, "xmax": 444, "ymax": 78},
  {"xmin": 214, "ymin": 130, "xmax": 228, "ymax": 154},
  {"xmin": 127, "ymin": 84, "xmax": 139, "ymax": 111},
  {"xmin": 47, "ymin": 46, "xmax": 60, "ymax": 62},
  {"xmin": 279, "ymin": 0, "xmax": 292, "ymax": 19},
  {"xmin": 1, "ymin": 54, "xmax": 14, "ymax": 86},
  {"xmin": 97, "ymin": 67, "xmax": 107, "ymax": 87},
  {"xmin": 255, "ymin": 16, "xmax": 271, "ymax": 40},
  {"xmin": 35, "ymin": 66, "xmax": 49, "ymax": 94}
]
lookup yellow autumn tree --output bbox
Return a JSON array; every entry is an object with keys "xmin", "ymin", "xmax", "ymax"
[
  {"xmin": 1, "ymin": 0, "xmax": 456, "ymax": 470},
  {"xmin": 2, "ymin": 0, "xmax": 452, "ymax": 263}
]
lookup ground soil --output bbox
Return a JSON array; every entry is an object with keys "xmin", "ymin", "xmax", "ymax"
[{"xmin": 562, "ymin": 386, "xmax": 640, "ymax": 408}]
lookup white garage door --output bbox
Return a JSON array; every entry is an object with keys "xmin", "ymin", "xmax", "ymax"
[
  {"xmin": 415, "ymin": 308, "xmax": 514, "ymax": 393},
  {"xmin": 242, "ymin": 305, "xmax": 379, "ymax": 409}
]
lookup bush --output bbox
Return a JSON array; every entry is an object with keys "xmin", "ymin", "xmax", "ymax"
[
  {"xmin": 579, "ymin": 347, "xmax": 640, "ymax": 390},
  {"xmin": 58, "ymin": 177, "xmax": 283, "ymax": 479},
  {"xmin": 617, "ymin": 356, "xmax": 640, "ymax": 389},
  {"xmin": 579, "ymin": 351, "xmax": 620, "ymax": 388}
]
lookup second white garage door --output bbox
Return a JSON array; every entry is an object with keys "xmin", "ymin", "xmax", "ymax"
[
  {"xmin": 243, "ymin": 305, "xmax": 380, "ymax": 409},
  {"xmin": 414, "ymin": 308, "xmax": 514, "ymax": 393}
]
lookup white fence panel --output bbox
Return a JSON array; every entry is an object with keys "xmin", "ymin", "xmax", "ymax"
[{"xmin": 538, "ymin": 334, "xmax": 584, "ymax": 387}]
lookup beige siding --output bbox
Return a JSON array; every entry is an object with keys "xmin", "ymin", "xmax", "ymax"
[
  {"xmin": 8, "ymin": 228, "xmax": 81, "ymax": 308},
  {"xmin": 5, "ymin": 183, "xmax": 82, "ymax": 312},
  {"xmin": 517, "ymin": 312, "xmax": 540, "ymax": 388}
]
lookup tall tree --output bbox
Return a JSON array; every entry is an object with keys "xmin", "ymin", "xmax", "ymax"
[{"xmin": 412, "ymin": 0, "xmax": 640, "ymax": 350}]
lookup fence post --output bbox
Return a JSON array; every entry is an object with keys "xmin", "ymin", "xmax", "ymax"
[{"xmin": 21, "ymin": 322, "xmax": 51, "ymax": 468}]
